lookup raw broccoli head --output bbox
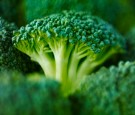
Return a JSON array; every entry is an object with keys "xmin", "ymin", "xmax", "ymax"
[
  {"xmin": 79, "ymin": 61, "xmax": 135, "ymax": 115},
  {"xmin": 0, "ymin": 17, "xmax": 41, "ymax": 73},
  {"xmin": 0, "ymin": 71, "xmax": 71, "ymax": 115},
  {"xmin": 12, "ymin": 11, "xmax": 125, "ymax": 95}
]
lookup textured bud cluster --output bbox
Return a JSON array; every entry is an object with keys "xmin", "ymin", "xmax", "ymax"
[
  {"xmin": 0, "ymin": 17, "xmax": 40, "ymax": 73},
  {"xmin": 13, "ymin": 11, "xmax": 124, "ymax": 54},
  {"xmin": 80, "ymin": 61, "xmax": 135, "ymax": 115},
  {"xmin": 0, "ymin": 18, "xmax": 20, "ymax": 70}
]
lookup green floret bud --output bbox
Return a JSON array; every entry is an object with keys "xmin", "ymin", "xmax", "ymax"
[
  {"xmin": 79, "ymin": 61, "xmax": 135, "ymax": 115},
  {"xmin": 12, "ymin": 11, "xmax": 125, "ymax": 95}
]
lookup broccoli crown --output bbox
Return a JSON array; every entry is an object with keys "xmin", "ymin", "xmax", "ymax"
[
  {"xmin": 13, "ymin": 11, "xmax": 125, "ymax": 95},
  {"xmin": 0, "ymin": 17, "xmax": 41, "ymax": 73},
  {"xmin": 13, "ymin": 11, "xmax": 124, "ymax": 52},
  {"xmin": 80, "ymin": 61, "xmax": 135, "ymax": 115},
  {"xmin": 0, "ymin": 71, "xmax": 71, "ymax": 115}
]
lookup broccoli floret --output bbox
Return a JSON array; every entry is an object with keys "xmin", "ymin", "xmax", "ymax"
[
  {"xmin": 0, "ymin": 17, "xmax": 41, "ymax": 73},
  {"xmin": 0, "ymin": 71, "xmax": 71, "ymax": 115},
  {"xmin": 79, "ymin": 61, "xmax": 135, "ymax": 115},
  {"xmin": 12, "ymin": 11, "xmax": 125, "ymax": 95}
]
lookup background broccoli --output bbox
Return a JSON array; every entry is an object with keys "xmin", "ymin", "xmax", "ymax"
[
  {"xmin": 0, "ymin": 17, "xmax": 41, "ymax": 74},
  {"xmin": 12, "ymin": 11, "xmax": 125, "ymax": 95},
  {"xmin": 77, "ymin": 61, "xmax": 135, "ymax": 115},
  {"xmin": 0, "ymin": 71, "xmax": 71, "ymax": 115}
]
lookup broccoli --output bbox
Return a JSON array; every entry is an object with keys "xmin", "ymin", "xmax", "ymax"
[
  {"xmin": 78, "ymin": 61, "xmax": 135, "ymax": 115},
  {"xmin": 0, "ymin": 71, "xmax": 71, "ymax": 115},
  {"xmin": 0, "ymin": 17, "xmax": 41, "ymax": 74},
  {"xmin": 12, "ymin": 11, "xmax": 125, "ymax": 95}
]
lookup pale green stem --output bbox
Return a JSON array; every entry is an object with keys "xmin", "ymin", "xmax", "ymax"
[
  {"xmin": 68, "ymin": 42, "xmax": 89, "ymax": 81},
  {"xmin": 33, "ymin": 53, "xmax": 55, "ymax": 79},
  {"xmin": 50, "ymin": 40, "xmax": 74, "ymax": 83},
  {"xmin": 54, "ymin": 45, "xmax": 68, "ymax": 82},
  {"xmin": 77, "ymin": 48, "xmax": 118, "ymax": 79},
  {"xmin": 68, "ymin": 52, "xmax": 80, "ymax": 81}
]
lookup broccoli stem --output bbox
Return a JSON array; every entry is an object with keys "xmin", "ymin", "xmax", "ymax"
[
  {"xmin": 68, "ymin": 52, "xmax": 80, "ymax": 82},
  {"xmin": 48, "ymin": 39, "xmax": 73, "ymax": 83},
  {"xmin": 68, "ymin": 42, "xmax": 91, "ymax": 82},
  {"xmin": 77, "ymin": 47, "xmax": 119, "ymax": 79},
  {"xmin": 54, "ymin": 44, "xmax": 68, "ymax": 82},
  {"xmin": 33, "ymin": 53, "xmax": 55, "ymax": 78}
]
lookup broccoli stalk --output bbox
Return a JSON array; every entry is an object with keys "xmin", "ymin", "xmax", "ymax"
[{"xmin": 12, "ymin": 11, "xmax": 125, "ymax": 95}]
